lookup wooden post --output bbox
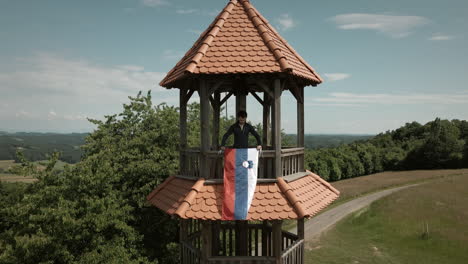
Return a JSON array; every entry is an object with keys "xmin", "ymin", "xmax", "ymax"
[
  {"xmin": 199, "ymin": 79, "xmax": 210, "ymax": 179},
  {"xmin": 235, "ymin": 221, "xmax": 249, "ymax": 256},
  {"xmin": 211, "ymin": 221, "xmax": 220, "ymax": 256},
  {"xmin": 263, "ymin": 92, "xmax": 271, "ymax": 147},
  {"xmin": 272, "ymin": 79, "xmax": 282, "ymax": 178},
  {"xmin": 180, "ymin": 219, "xmax": 188, "ymax": 264},
  {"xmin": 235, "ymin": 79, "xmax": 247, "ymax": 113},
  {"xmin": 272, "ymin": 220, "xmax": 282, "ymax": 264},
  {"xmin": 201, "ymin": 221, "xmax": 212, "ymax": 262},
  {"xmin": 261, "ymin": 221, "xmax": 269, "ymax": 256},
  {"xmin": 212, "ymin": 92, "xmax": 221, "ymax": 149},
  {"xmin": 297, "ymin": 218, "xmax": 304, "ymax": 240},
  {"xmin": 297, "ymin": 86, "xmax": 305, "ymax": 171},
  {"xmin": 180, "ymin": 88, "xmax": 188, "ymax": 175}
]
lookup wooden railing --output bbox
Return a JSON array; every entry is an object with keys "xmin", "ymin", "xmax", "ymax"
[
  {"xmin": 180, "ymin": 147, "xmax": 305, "ymax": 179},
  {"xmin": 181, "ymin": 241, "xmax": 201, "ymax": 264},
  {"xmin": 281, "ymin": 239, "xmax": 304, "ymax": 264},
  {"xmin": 207, "ymin": 256, "xmax": 275, "ymax": 264},
  {"xmin": 281, "ymin": 231, "xmax": 299, "ymax": 251},
  {"xmin": 214, "ymin": 223, "xmax": 273, "ymax": 257}
]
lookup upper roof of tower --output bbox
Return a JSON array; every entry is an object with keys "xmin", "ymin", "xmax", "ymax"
[{"xmin": 159, "ymin": 0, "xmax": 323, "ymax": 88}]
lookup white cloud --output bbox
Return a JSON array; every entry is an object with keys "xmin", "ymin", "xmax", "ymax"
[
  {"xmin": 47, "ymin": 110, "xmax": 57, "ymax": 120},
  {"xmin": 429, "ymin": 33, "xmax": 455, "ymax": 41},
  {"xmin": 0, "ymin": 53, "xmax": 165, "ymax": 97},
  {"xmin": 324, "ymin": 73, "xmax": 351, "ymax": 82},
  {"xmin": 309, "ymin": 92, "xmax": 468, "ymax": 106},
  {"xmin": 141, "ymin": 0, "xmax": 168, "ymax": 7},
  {"xmin": 0, "ymin": 53, "xmax": 173, "ymax": 131},
  {"xmin": 15, "ymin": 110, "xmax": 34, "ymax": 119},
  {"xmin": 330, "ymin": 13, "xmax": 430, "ymax": 38},
  {"xmin": 277, "ymin": 14, "xmax": 296, "ymax": 31}
]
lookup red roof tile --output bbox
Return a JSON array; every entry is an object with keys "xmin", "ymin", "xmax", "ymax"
[
  {"xmin": 147, "ymin": 172, "xmax": 339, "ymax": 220},
  {"xmin": 159, "ymin": 0, "xmax": 322, "ymax": 88}
]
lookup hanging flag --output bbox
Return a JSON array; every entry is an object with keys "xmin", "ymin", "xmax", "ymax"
[{"xmin": 222, "ymin": 148, "xmax": 259, "ymax": 220}]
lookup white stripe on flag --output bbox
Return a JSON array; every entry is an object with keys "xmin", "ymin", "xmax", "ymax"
[{"xmin": 246, "ymin": 148, "xmax": 259, "ymax": 213}]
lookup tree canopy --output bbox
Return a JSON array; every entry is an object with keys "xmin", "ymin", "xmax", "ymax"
[{"xmin": 306, "ymin": 118, "xmax": 468, "ymax": 181}]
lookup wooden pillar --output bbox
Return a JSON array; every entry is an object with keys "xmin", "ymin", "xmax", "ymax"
[
  {"xmin": 272, "ymin": 79, "xmax": 282, "ymax": 178},
  {"xmin": 235, "ymin": 79, "xmax": 247, "ymax": 113},
  {"xmin": 201, "ymin": 221, "xmax": 212, "ymax": 262},
  {"xmin": 211, "ymin": 221, "xmax": 220, "ymax": 256},
  {"xmin": 236, "ymin": 93, "xmax": 247, "ymax": 113},
  {"xmin": 297, "ymin": 218, "xmax": 304, "ymax": 240},
  {"xmin": 297, "ymin": 86, "xmax": 305, "ymax": 171},
  {"xmin": 212, "ymin": 92, "xmax": 221, "ymax": 149},
  {"xmin": 180, "ymin": 88, "xmax": 188, "ymax": 175},
  {"xmin": 272, "ymin": 220, "xmax": 282, "ymax": 264},
  {"xmin": 180, "ymin": 219, "xmax": 188, "ymax": 264},
  {"xmin": 262, "ymin": 92, "xmax": 271, "ymax": 147},
  {"xmin": 261, "ymin": 221, "xmax": 269, "ymax": 256},
  {"xmin": 199, "ymin": 79, "xmax": 210, "ymax": 179},
  {"xmin": 235, "ymin": 221, "xmax": 249, "ymax": 256}
]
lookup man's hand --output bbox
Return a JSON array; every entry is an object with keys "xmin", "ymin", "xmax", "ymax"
[{"xmin": 256, "ymin": 145, "xmax": 262, "ymax": 151}]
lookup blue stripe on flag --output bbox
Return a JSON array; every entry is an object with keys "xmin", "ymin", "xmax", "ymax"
[{"xmin": 234, "ymin": 148, "xmax": 248, "ymax": 219}]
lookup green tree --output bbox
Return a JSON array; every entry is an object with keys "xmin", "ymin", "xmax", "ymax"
[{"xmin": 0, "ymin": 92, "xmax": 191, "ymax": 263}]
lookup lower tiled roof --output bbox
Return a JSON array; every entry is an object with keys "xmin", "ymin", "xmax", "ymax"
[{"xmin": 147, "ymin": 172, "xmax": 339, "ymax": 220}]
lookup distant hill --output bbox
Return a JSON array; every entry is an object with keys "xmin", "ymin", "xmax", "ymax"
[
  {"xmin": 0, "ymin": 132, "xmax": 87, "ymax": 163},
  {"xmin": 287, "ymin": 134, "xmax": 373, "ymax": 149}
]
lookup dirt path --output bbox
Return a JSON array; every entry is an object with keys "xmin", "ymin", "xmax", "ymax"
[{"xmin": 292, "ymin": 183, "xmax": 422, "ymax": 242}]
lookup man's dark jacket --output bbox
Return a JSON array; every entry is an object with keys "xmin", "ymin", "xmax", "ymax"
[{"xmin": 221, "ymin": 122, "xmax": 261, "ymax": 148}]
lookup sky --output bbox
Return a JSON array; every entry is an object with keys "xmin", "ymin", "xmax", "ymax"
[{"xmin": 0, "ymin": 0, "xmax": 467, "ymax": 134}]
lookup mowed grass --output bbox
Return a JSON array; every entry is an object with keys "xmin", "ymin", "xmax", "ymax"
[
  {"xmin": 330, "ymin": 169, "xmax": 468, "ymax": 205},
  {"xmin": 0, "ymin": 160, "xmax": 15, "ymax": 171},
  {"xmin": 306, "ymin": 173, "xmax": 468, "ymax": 264}
]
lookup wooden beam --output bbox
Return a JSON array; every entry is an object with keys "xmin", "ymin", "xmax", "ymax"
[
  {"xmin": 272, "ymin": 79, "xmax": 282, "ymax": 178},
  {"xmin": 201, "ymin": 221, "xmax": 212, "ymax": 262},
  {"xmin": 255, "ymin": 79, "xmax": 274, "ymax": 99},
  {"xmin": 185, "ymin": 89, "xmax": 195, "ymax": 104},
  {"xmin": 199, "ymin": 79, "xmax": 210, "ymax": 179},
  {"xmin": 179, "ymin": 219, "xmax": 188, "ymax": 264},
  {"xmin": 212, "ymin": 92, "xmax": 220, "ymax": 148},
  {"xmin": 180, "ymin": 88, "xmax": 188, "ymax": 175},
  {"xmin": 297, "ymin": 86, "xmax": 304, "ymax": 171},
  {"xmin": 297, "ymin": 218, "xmax": 305, "ymax": 240},
  {"xmin": 272, "ymin": 220, "xmax": 282, "ymax": 264},
  {"xmin": 220, "ymin": 91, "xmax": 233, "ymax": 106},
  {"xmin": 251, "ymin": 91, "xmax": 264, "ymax": 106},
  {"xmin": 209, "ymin": 95, "xmax": 215, "ymax": 108},
  {"xmin": 236, "ymin": 89, "xmax": 247, "ymax": 113},
  {"xmin": 236, "ymin": 221, "xmax": 249, "ymax": 256},
  {"xmin": 209, "ymin": 80, "xmax": 225, "ymax": 95},
  {"xmin": 262, "ymin": 93, "xmax": 271, "ymax": 146}
]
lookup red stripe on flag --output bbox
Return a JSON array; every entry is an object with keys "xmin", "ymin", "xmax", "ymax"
[{"xmin": 222, "ymin": 148, "xmax": 236, "ymax": 220}]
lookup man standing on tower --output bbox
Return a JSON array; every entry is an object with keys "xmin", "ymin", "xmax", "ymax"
[{"xmin": 220, "ymin": 110, "xmax": 262, "ymax": 150}]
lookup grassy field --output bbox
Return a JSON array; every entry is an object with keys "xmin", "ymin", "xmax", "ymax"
[
  {"xmin": 306, "ymin": 173, "xmax": 468, "ymax": 264},
  {"xmin": 330, "ymin": 169, "xmax": 468, "ymax": 205},
  {"xmin": 0, "ymin": 159, "xmax": 72, "ymax": 183}
]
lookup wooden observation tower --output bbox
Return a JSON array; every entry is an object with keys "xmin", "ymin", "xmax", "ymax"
[{"xmin": 147, "ymin": 0, "xmax": 340, "ymax": 263}]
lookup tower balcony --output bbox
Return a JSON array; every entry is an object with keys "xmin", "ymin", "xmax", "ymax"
[{"xmin": 180, "ymin": 146, "xmax": 305, "ymax": 179}]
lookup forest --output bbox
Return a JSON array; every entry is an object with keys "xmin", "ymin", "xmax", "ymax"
[
  {"xmin": 1, "ymin": 92, "xmax": 467, "ymax": 263},
  {"xmin": 306, "ymin": 119, "xmax": 468, "ymax": 181}
]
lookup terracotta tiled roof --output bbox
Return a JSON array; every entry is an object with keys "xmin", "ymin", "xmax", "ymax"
[
  {"xmin": 159, "ymin": 0, "xmax": 323, "ymax": 88},
  {"xmin": 147, "ymin": 173, "xmax": 339, "ymax": 220}
]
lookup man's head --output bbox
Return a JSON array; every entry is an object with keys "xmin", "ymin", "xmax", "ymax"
[{"xmin": 237, "ymin": 110, "xmax": 247, "ymax": 125}]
